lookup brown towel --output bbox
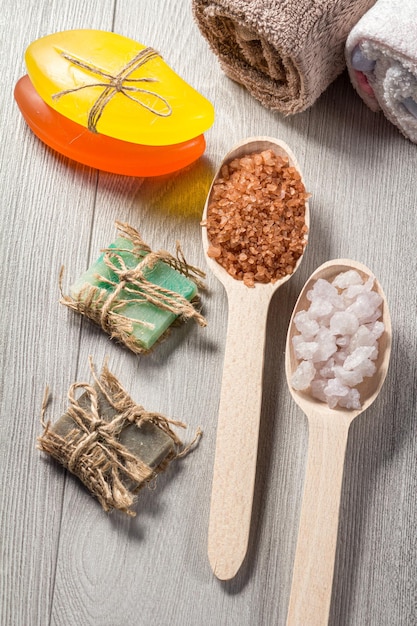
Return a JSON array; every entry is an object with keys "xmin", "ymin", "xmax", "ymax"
[{"xmin": 192, "ymin": 0, "xmax": 376, "ymax": 114}]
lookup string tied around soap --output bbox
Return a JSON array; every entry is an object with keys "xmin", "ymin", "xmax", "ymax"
[
  {"xmin": 52, "ymin": 47, "xmax": 172, "ymax": 134},
  {"xmin": 59, "ymin": 221, "xmax": 207, "ymax": 354},
  {"xmin": 38, "ymin": 357, "xmax": 202, "ymax": 516}
]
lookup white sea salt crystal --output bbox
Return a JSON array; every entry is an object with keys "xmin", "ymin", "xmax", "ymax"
[
  {"xmin": 319, "ymin": 358, "xmax": 335, "ymax": 378},
  {"xmin": 363, "ymin": 276, "xmax": 375, "ymax": 291},
  {"xmin": 291, "ymin": 360, "xmax": 316, "ymax": 390},
  {"xmin": 312, "ymin": 327, "xmax": 338, "ymax": 362},
  {"xmin": 333, "ymin": 365, "xmax": 364, "ymax": 386},
  {"xmin": 349, "ymin": 325, "xmax": 376, "ymax": 351},
  {"xmin": 311, "ymin": 379, "xmax": 327, "ymax": 402},
  {"xmin": 292, "ymin": 334, "xmax": 304, "ymax": 349},
  {"xmin": 324, "ymin": 377, "xmax": 362, "ymax": 409},
  {"xmin": 369, "ymin": 320, "xmax": 385, "ymax": 340},
  {"xmin": 338, "ymin": 388, "xmax": 361, "ymax": 410},
  {"xmin": 355, "ymin": 358, "xmax": 376, "ymax": 378},
  {"xmin": 347, "ymin": 292, "xmax": 382, "ymax": 322},
  {"xmin": 324, "ymin": 377, "xmax": 350, "ymax": 397},
  {"xmin": 334, "ymin": 349, "xmax": 348, "ymax": 364},
  {"xmin": 293, "ymin": 310, "xmax": 320, "ymax": 339},
  {"xmin": 332, "ymin": 270, "xmax": 363, "ymax": 289},
  {"xmin": 307, "ymin": 298, "xmax": 334, "ymax": 320},
  {"xmin": 293, "ymin": 338, "xmax": 319, "ymax": 361},
  {"xmin": 307, "ymin": 279, "xmax": 340, "ymax": 304},
  {"xmin": 290, "ymin": 272, "xmax": 383, "ymax": 410},
  {"xmin": 343, "ymin": 276, "xmax": 373, "ymax": 300},
  {"xmin": 330, "ymin": 311, "xmax": 359, "ymax": 335},
  {"xmin": 323, "ymin": 378, "xmax": 351, "ymax": 408},
  {"xmin": 362, "ymin": 308, "xmax": 383, "ymax": 325},
  {"xmin": 349, "ymin": 321, "xmax": 384, "ymax": 352},
  {"xmin": 344, "ymin": 346, "xmax": 377, "ymax": 370}
]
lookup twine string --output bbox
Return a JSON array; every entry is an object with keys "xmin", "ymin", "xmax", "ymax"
[
  {"xmin": 102, "ymin": 249, "xmax": 205, "ymax": 321},
  {"xmin": 60, "ymin": 222, "xmax": 206, "ymax": 354},
  {"xmin": 52, "ymin": 47, "xmax": 172, "ymax": 133},
  {"xmin": 37, "ymin": 359, "xmax": 202, "ymax": 515}
]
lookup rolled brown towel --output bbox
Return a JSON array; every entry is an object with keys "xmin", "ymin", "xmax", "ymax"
[{"xmin": 192, "ymin": 0, "xmax": 376, "ymax": 114}]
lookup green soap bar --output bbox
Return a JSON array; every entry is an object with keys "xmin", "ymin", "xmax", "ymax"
[
  {"xmin": 53, "ymin": 388, "xmax": 175, "ymax": 473},
  {"xmin": 70, "ymin": 237, "xmax": 198, "ymax": 350}
]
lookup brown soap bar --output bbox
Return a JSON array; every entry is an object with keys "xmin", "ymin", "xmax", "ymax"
[
  {"xmin": 37, "ymin": 363, "xmax": 189, "ymax": 516},
  {"xmin": 53, "ymin": 387, "xmax": 175, "ymax": 470}
]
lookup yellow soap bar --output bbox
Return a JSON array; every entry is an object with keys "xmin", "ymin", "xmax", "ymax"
[{"xmin": 25, "ymin": 29, "xmax": 215, "ymax": 146}]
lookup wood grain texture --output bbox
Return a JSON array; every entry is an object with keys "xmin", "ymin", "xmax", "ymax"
[{"xmin": 1, "ymin": 1, "xmax": 416, "ymax": 625}]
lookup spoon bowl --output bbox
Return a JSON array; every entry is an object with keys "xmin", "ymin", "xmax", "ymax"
[
  {"xmin": 285, "ymin": 258, "xmax": 391, "ymax": 626},
  {"xmin": 202, "ymin": 137, "xmax": 309, "ymax": 293},
  {"xmin": 202, "ymin": 137, "xmax": 309, "ymax": 580},
  {"xmin": 286, "ymin": 258, "xmax": 391, "ymax": 418}
]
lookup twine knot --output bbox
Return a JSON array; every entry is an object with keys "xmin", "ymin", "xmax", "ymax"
[
  {"xmin": 90, "ymin": 418, "xmax": 106, "ymax": 432},
  {"xmin": 114, "ymin": 78, "xmax": 124, "ymax": 93}
]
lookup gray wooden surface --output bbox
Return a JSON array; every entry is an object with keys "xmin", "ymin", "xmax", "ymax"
[{"xmin": 1, "ymin": 1, "xmax": 416, "ymax": 625}]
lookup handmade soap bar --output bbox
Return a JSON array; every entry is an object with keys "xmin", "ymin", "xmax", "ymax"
[
  {"xmin": 54, "ymin": 388, "xmax": 175, "ymax": 474},
  {"xmin": 14, "ymin": 75, "xmax": 206, "ymax": 177},
  {"xmin": 25, "ymin": 29, "xmax": 215, "ymax": 145},
  {"xmin": 62, "ymin": 222, "xmax": 206, "ymax": 353},
  {"xmin": 37, "ymin": 361, "xmax": 196, "ymax": 515}
]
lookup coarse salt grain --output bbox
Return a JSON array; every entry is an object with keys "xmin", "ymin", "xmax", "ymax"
[
  {"xmin": 291, "ymin": 360, "xmax": 316, "ymax": 390},
  {"xmin": 204, "ymin": 150, "xmax": 309, "ymax": 287},
  {"xmin": 329, "ymin": 311, "xmax": 359, "ymax": 335},
  {"xmin": 290, "ymin": 270, "xmax": 384, "ymax": 409}
]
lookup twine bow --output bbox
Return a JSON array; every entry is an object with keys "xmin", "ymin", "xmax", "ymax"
[{"xmin": 52, "ymin": 47, "xmax": 172, "ymax": 133}]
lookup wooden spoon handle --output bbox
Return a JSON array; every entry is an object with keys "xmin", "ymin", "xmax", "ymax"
[
  {"xmin": 286, "ymin": 416, "xmax": 350, "ymax": 625},
  {"xmin": 208, "ymin": 288, "xmax": 271, "ymax": 580}
]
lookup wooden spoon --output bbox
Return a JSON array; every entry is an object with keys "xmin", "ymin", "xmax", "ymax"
[
  {"xmin": 285, "ymin": 259, "xmax": 391, "ymax": 625},
  {"xmin": 202, "ymin": 137, "xmax": 310, "ymax": 580}
]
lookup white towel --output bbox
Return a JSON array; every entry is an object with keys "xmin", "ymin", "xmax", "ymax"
[{"xmin": 346, "ymin": 0, "xmax": 417, "ymax": 143}]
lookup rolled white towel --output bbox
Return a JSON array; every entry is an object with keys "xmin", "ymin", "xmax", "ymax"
[{"xmin": 345, "ymin": 0, "xmax": 417, "ymax": 143}]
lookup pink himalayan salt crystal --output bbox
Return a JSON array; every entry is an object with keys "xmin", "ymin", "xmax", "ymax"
[{"xmin": 205, "ymin": 150, "xmax": 309, "ymax": 287}]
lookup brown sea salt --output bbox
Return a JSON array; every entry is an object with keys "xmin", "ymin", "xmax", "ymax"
[{"xmin": 204, "ymin": 150, "xmax": 309, "ymax": 287}]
